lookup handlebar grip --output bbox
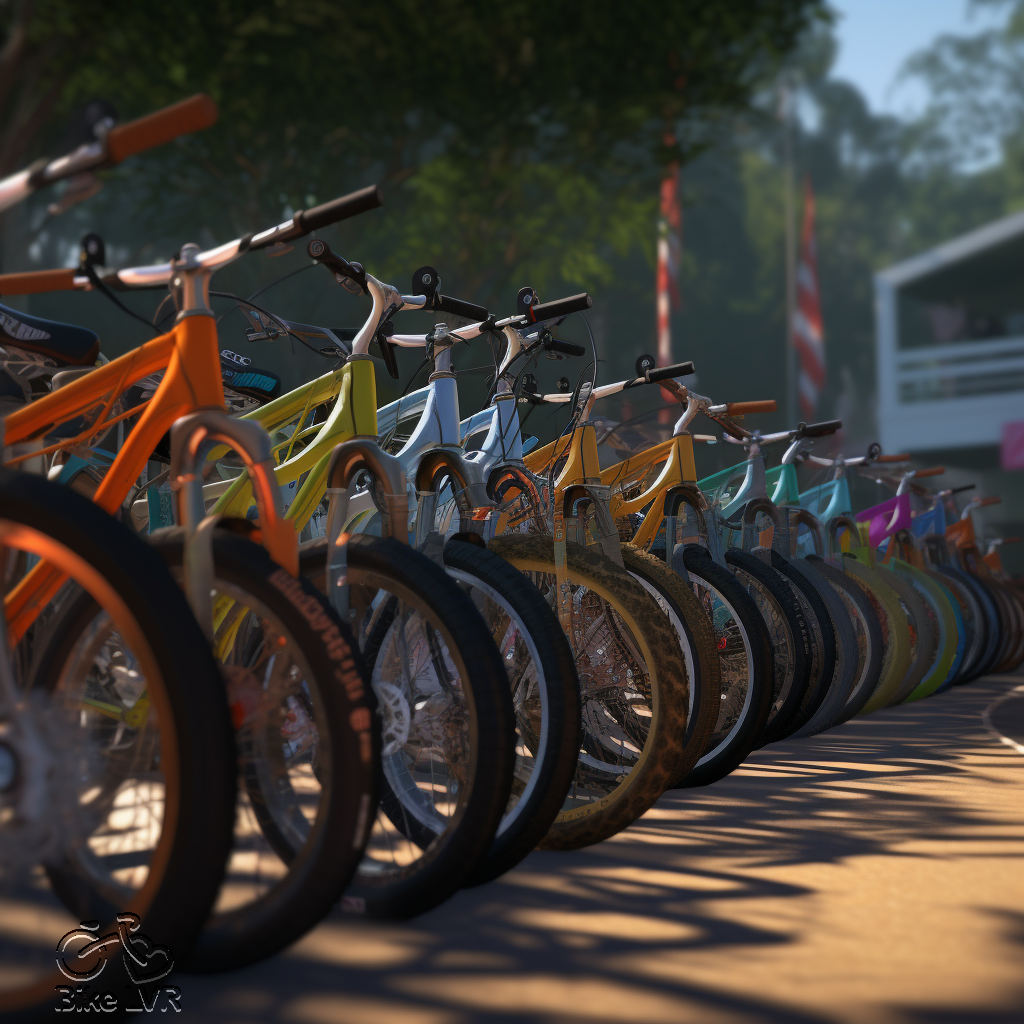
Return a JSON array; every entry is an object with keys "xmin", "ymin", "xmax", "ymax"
[
  {"xmin": 802, "ymin": 419, "xmax": 842, "ymax": 438},
  {"xmin": 977, "ymin": 495, "xmax": 1001, "ymax": 506},
  {"xmin": 296, "ymin": 185, "xmax": 382, "ymax": 233},
  {"xmin": 105, "ymin": 94, "xmax": 218, "ymax": 165},
  {"xmin": 0, "ymin": 267, "xmax": 79, "ymax": 295},
  {"xmin": 546, "ymin": 339, "xmax": 586, "ymax": 357},
  {"xmin": 875, "ymin": 453, "xmax": 910, "ymax": 462},
  {"xmin": 434, "ymin": 293, "xmax": 488, "ymax": 321},
  {"xmin": 647, "ymin": 360, "xmax": 695, "ymax": 383},
  {"xmin": 725, "ymin": 399, "xmax": 776, "ymax": 415},
  {"xmin": 913, "ymin": 465, "xmax": 945, "ymax": 478},
  {"xmin": 527, "ymin": 292, "xmax": 592, "ymax": 323}
]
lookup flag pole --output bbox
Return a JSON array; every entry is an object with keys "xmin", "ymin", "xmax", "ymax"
[{"xmin": 781, "ymin": 78, "xmax": 798, "ymax": 427}]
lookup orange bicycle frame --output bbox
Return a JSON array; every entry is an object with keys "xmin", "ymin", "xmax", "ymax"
[{"xmin": 3, "ymin": 314, "xmax": 296, "ymax": 640}]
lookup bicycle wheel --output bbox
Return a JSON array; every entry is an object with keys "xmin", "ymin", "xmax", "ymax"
[
  {"xmin": 842, "ymin": 558, "xmax": 913, "ymax": 711},
  {"xmin": 0, "ymin": 470, "xmax": 235, "ymax": 1018},
  {"xmin": 939, "ymin": 566, "xmax": 996, "ymax": 682},
  {"xmin": 442, "ymin": 536, "xmax": 581, "ymax": 886},
  {"xmin": 676, "ymin": 545, "xmax": 773, "ymax": 787},
  {"xmin": 300, "ymin": 535, "xmax": 516, "ymax": 918},
  {"xmin": 987, "ymin": 578, "xmax": 1024, "ymax": 672},
  {"xmin": 488, "ymin": 533, "xmax": 690, "ymax": 847},
  {"xmin": 930, "ymin": 568, "xmax": 984, "ymax": 683},
  {"xmin": 619, "ymin": 544, "xmax": 719, "ymax": 776},
  {"xmin": 886, "ymin": 560, "xmax": 959, "ymax": 702},
  {"xmin": 771, "ymin": 552, "xmax": 857, "ymax": 737},
  {"xmin": 724, "ymin": 549, "xmax": 812, "ymax": 745},
  {"xmin": 802, "ymin": 556, "xmax": 884, "ymax": 727},
  {"xmin": 35, "ymin": 528, "xmax": 378, "ymax": 973}
]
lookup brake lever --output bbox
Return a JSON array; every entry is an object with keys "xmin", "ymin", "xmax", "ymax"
[{"xmin": 373, "ymin": 324, "xmax": 400, "ymax": 379}]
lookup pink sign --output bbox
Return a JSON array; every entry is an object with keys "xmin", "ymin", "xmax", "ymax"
[{"xmin": 1001, "ymin": 421, "xmax": 1024, "ymax": 470}]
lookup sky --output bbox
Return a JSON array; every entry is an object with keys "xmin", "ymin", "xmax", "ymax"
[{"xmin": 830, "ymin": 0, "xmax": 1008, "ymax": 116}]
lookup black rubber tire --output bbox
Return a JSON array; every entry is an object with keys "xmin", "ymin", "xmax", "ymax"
[
  {"xmin": 876, "ymin": 566, "xmax": 937, "ymax": 705},
  {"xmin": 488, "ymin": 533, "xmax": 690, "ymax": 847},
  {"xmin": 947, "ymin": 567, "xmax": 1001, "ymax": 679},
  {"xmin": 932, "ymin": 568, "xmax": 985, "ymax": 683},
  {"xmin": 725, "ymin": 549, "xmax": 812, "ymax": 745},
  {"xmin": 143, "ymin": 530, "xmax": 378, "ymax": 971},
  {"xmin": 677, "ymin": 545, "xmax": 773, "ymax": 787},
  {"xmin": 300, "ymin": 535, "xmax": 515, "ymax": 918},
  {"xmin": 619, "ymin": 545, "xmax": 719, "ymax": 777},
  {"xmin": 804, "ymin": 557, "xmax": 884, "ymax": 725},
  {"xmin": 441, "ymin": 537, "xmax": 581, "ymax": 886},
  {"xmin": 1, "ymin": 470, "xmax": 235, "ymax": 1019},
  {"xmin": 774, "ymin": 552, "xmax": 856, "ymax": 737}
]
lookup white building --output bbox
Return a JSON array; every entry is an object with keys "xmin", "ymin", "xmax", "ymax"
[{"xmin": 875, "ymin": 208, "xmax": 1024, "ymax": 454}]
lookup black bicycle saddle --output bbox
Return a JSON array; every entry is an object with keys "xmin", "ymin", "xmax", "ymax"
[{"xmin": 0, "ymin": 302, "xmax": 99, "ymax": 365}]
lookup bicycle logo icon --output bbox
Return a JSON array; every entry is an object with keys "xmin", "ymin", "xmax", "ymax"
[
  {"xmin": 54, "ymin": 912, "xmax": 180, "ymax": 1012},
  {"xmin": 56, "ymin": 913, "xmax": 176, "ymax": 994}
]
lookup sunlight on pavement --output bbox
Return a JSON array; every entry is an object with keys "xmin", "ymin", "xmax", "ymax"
[{"xmin": 182, "ymin": 677, "xmax": 1024, "ymax": 1024}]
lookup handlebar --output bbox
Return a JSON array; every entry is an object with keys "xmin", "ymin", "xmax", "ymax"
[
  {"xmin": 249, "ymin": 185, "xmax": 382, "ymax": 252},
  {"xmin": 546, "ymin": 338, "xmax": 586, "ymax": 357},
  {"xmin": 875, "ymin": 453, "xmax": 910, "ymax": 463},
  {"xmin": 0, "ymin": 268, "xmax": 78, "ymax": 295},
  {"xmin": 0, "ymin": 184, "xmax": 383, "ymax": 297},
  {"xmin": 646, "ymin": 360, "xmax": 695, "ymax": 383},
  {"xmin": 725, "ymin": 399, "xmax": 776, "ymax": 416},
  {"xmin": 0, "ymin": 94, "xmax": 219, "ymax": 218},
  {"xmin": 800, "ymin": 419, "xmax": 842, "ymax": 438},
  {"xmin": 976, "ymin": 495, "xmax": 1001, "ymax": 507},
  {"xmin": 434, "ymin": 294, "xmax": 489, "ymax": 321},
  {"xmin": 527, "ymin": 292, "xmax": 592, "ymax": 323},
  {"xmin": 105, "ymin": 94, "xmax": 218, "ymax": 165},
  {"xmin": 913, "ymin": 466, "xmax": 945, "ymax": 478}
]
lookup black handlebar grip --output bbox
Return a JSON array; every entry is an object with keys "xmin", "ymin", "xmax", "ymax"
[
  {"xmin": 546, "ymin": 339, "xmax": 586, "ymax": 357},
  {"xmin": 296, "ymin": 185, "xmax": 382, "ymax": 233},
  {"xmin": 802, "ymin": 419, "xmax": 842, "ymax": 438},
  {"xmin": 527, "ymin": 292, "xmax": 592, "ymax": 323},
  {"xmin": 647, "ymin": 361, "xmax": 695, "ymax": 383},
  {"xmin": 434, "ymin": 293, "xmax": 489, "ymax": 321}
]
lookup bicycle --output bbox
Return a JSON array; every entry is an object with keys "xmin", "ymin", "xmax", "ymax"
[
  {"xmin": 0, "ymin": 191, "xmax": 385, "ymax": 968},
  {"xmin": 0, "ymin": 469, "xmax": 234, "ymax": 1017}
]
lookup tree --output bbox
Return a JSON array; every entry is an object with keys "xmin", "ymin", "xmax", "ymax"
[{"xmin": 1, "ymin": 0, "xmax": 827, "ymax": 306}]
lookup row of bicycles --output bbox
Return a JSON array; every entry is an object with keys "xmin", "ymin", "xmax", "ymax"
[{"xmin": 3, "ymin": 96, "xmax": 1022, "ymax": 1016}]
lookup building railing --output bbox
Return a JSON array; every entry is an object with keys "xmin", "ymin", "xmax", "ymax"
[{"xmin": 895, "ymin": 335, "xmax": 1024, "ymax": 403}]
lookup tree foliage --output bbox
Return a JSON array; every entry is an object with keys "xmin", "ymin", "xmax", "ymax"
[{"xmin": 0, "ymin": 0, "xmax": 826, "ymax": 303}]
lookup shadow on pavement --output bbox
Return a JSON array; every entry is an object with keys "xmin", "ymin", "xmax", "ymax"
[{"xmin": 181, "ymin": 676, "xmax": 1024, "ymax": 1024}]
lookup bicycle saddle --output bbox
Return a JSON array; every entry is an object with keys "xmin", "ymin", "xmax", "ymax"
[{"xmin": 0, "ymin": 302, "xmax": 98, "ymax": 365}]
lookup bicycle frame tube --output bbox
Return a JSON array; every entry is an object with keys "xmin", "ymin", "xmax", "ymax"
[
  {"xmin": 595, "ymin": 436, "xmax": 698, "ymax": 552},
  {"xmin": 3, "ymin": 316, "xmax": 229, "ymax": 640}
]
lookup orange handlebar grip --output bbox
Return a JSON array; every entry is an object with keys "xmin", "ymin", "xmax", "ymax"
[
  {"xmin": 875, "ymin": 453, "xmax": 911, "ymax": 462},
  {"xmin": 913, "ymin": 466, "xmax": 945, "ymax": 478},
  {"xmin": 726, "ymin": 400, "xmax": 777, "ymax": 415},
  {"xmin": 106, "ymin": 93, "xmax": 218, "ymax": 165},
  {"xmin": 0, "ymin": 267, "xmax": 78, "ymax": 295},
  {"xmin": 978, "ymin": 496, "xmax": 1002, "ymax": 507}
]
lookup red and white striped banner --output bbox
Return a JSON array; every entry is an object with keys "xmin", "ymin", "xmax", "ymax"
[
  {"xmin": 656, "ymin": 163, "xmax": 681, "ymax": 368},
  {"xmin": 792, "ymin": 179, "xmax": 825, "ymax": 419}
]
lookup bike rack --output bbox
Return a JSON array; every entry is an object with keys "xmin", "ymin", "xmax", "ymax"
[
  {"xmin": 169, "ymin": 410, "xmax": 297, "ymax": 636},
  {"xmin": 323, "ymin": 438, "xmax": 408, "ymax": 622}
]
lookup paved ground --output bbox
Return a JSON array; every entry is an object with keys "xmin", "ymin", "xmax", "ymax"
[{"xmin": 184, "ymin": 675, "xmax": 1024, "ymax": 1024}]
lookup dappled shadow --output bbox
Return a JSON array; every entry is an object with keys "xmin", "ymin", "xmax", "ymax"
[{"xmin": 179, "ymin": 676, "xmax": 1024, "ymax": 1024}]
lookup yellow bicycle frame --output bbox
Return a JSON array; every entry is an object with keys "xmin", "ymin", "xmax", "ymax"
[{"xmin": 213, "ymin": 360, "xmax": 378, "ymax": 529}]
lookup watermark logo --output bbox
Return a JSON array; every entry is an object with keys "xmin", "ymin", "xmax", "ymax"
[{"xmin": 54, "ymin": 913, "xmax": 180, "ymax": 1013}]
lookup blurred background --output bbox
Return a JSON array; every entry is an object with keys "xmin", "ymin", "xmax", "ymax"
[{"xmin": 2, "ymin": 0, "xmax": 1022, "ymax": 570}]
